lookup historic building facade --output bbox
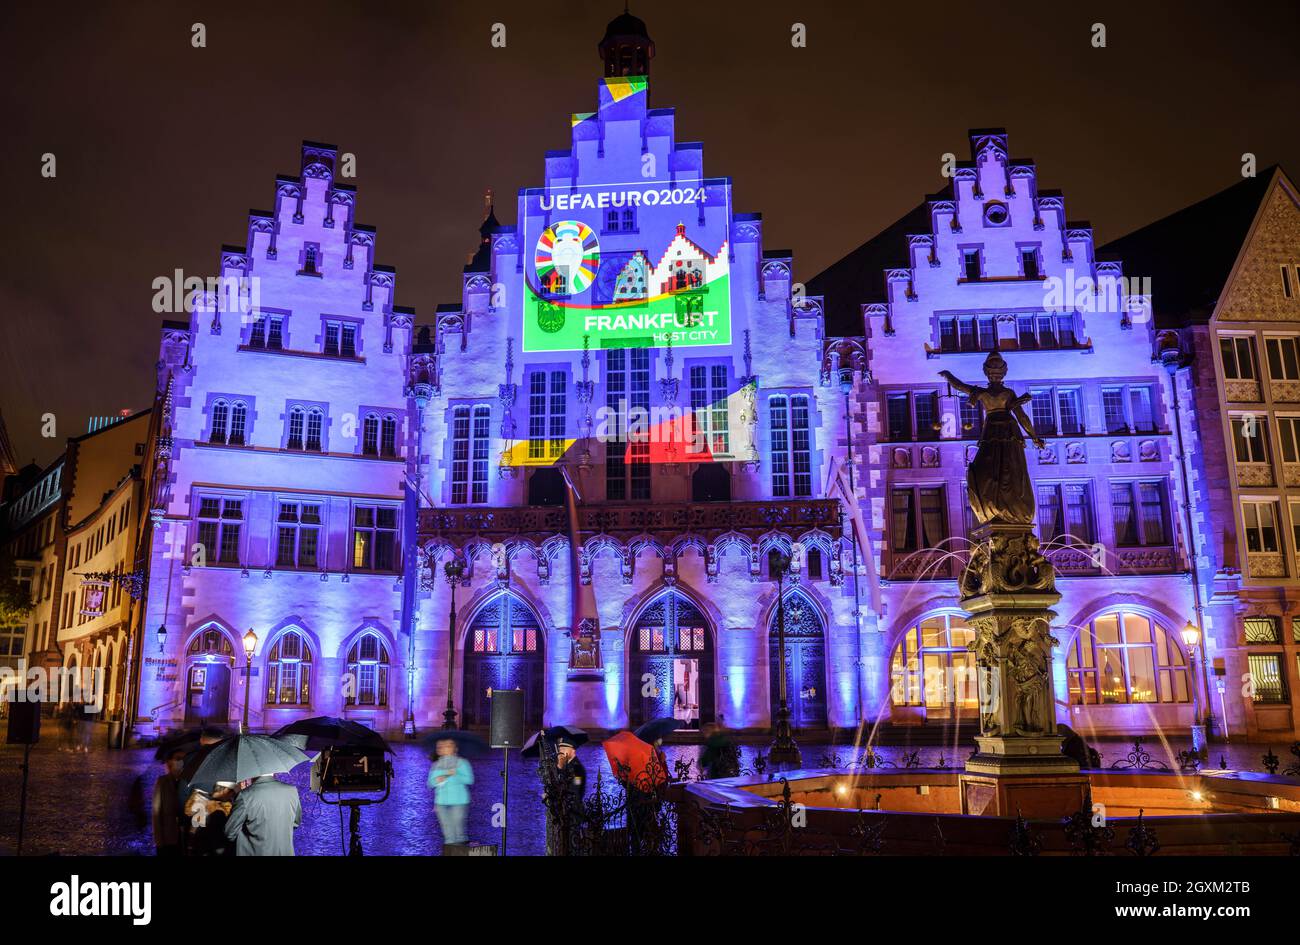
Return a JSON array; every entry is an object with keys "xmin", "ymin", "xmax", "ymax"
[
  {"xmin": 412, "ymin": 15, "xmax": 861, "ymax": 734},
  {"xmin": 810, "ymin": 130, "xmax": 1201, "ymax": 741},
  {"xmin": 1103, "ymin": 166, "xmax": 1300, "ymax": 741},
  {"xmin": 1, "ymin": 456, "xmax": 65, "ymax": 682},
  {"xmin": 80, "ymin": 13, "xmax": 1292, "ymax": 744},
  {"xmin": 134, "ymin": 144, "xmax": 418, "ymax": 738},
  {"xmin": 0, "ymin": 412, "xmax": 153, "ymax": 745}
]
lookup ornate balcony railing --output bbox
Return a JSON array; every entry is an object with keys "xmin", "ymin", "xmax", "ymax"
[
  {"xmin": 419, "ymin": 498, "xmax": 843, "ymax": 545},
  {"xmin": 418, "ymin": 498, "xmax": 847, "ymax": 586}
]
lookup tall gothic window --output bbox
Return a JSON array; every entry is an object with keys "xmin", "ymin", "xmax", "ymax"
[
  {"xmin": 381, "ymin": 415, "xmax": 398, "ymax": 457},
  {"xmin": 229, "ymin": 402, "xmax": 248, "ymax": 445},
  {"xmin": 528, "ymin": 370, "xmax": 567, "ymax": 461},
  {"xmin": 286, "ymin": 406, "xmax": 324, "ymax": 451},
  {"xmin": 605, "ymin": 349, "xmax": 650, "ymax": 500},
  {"xmin": 210, "ymin": 401, "xmax": 229, "ymax": 444},
  {"xmin": 346, "ymin": 633, "xmax": 390, "ymax": 707},
  {"xmin": 265, "ymin": 630, "xmax": 312, "ymax": 706},
  {"xmin": 362, "ymin": 414, "xmax": 380, "ymax": 455},
  {"xmin": 769, "ymin": 394, "xmax": 812, "ymax": 497},
  {"xmin": 689, "ymin": 364, "xmax": 730, "ymax": 456},
  {"xmin": 451, "ymin": 405, "xmax": 491, "ymax": 504},
  {"xmin": 287, "ymin": 407, "xmax": 304, "ymax": 450}
]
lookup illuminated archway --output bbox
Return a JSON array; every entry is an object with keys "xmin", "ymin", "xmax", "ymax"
[
  {"xmin": 626, "ymin": 588, "xmax": 715, "ymax": 730},
  {"xmin": 889, "ymin": 612, "xmax": 978, "ymax": 719},
  {"xmin": 461, "ymin": 591, "xmax": 546, "ymax": 728},
  {"xmin": 767, "ymin": 589, "xmax": 828, "ymax": 730},
  {"xmin": 1064, "ymin": 610, "xmax": 1190, "ymax": 705}
]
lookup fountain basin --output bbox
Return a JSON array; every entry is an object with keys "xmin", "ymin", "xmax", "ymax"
[{"xmin": 675, "ymin": 767, "xmax": 1300, "ymax": 855}]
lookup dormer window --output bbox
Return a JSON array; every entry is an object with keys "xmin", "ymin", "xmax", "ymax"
[
  {"xmin": 299, "ymin": 243, "xmax": 321, "ymax": 276},
  {"xmin": 1021, "ymin": 248, "xmax": 1041, "ymax": 280}
]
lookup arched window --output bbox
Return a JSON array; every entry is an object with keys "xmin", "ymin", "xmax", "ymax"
[
  {"xmin": 306, "ymin": 408, "xmax": 324, "ymax": 452},
  {"xmin": 381, "ymin": 415, "xmax": 398, "ymax": 457},
  {"xmin": 287, "ymin": 407, "xmax": 305, "ymax": 450},
  {"xmin": 229, "ymin": 402, "xmax": 248, "ymax": 445},
  {"xmin": 265, "ymin": 630, "xmax": 312, "ymax": 706},
  {"xmin": 188, "ymin": 628, "xmax": 233, "ymax": 658},
  {"xmin": 345, "ymin": 633, "xmax": 389, "ymax": 706},
  {"xmin": 1066, "ymin": 611, "xmax": 1189, "ymax": 705},
  {"xmin": 210, "ymin": 401, "xmax": 229, "ymax": 444},
  {"xmin": 362, "ymin": 414, "xmax": 380, "ymax": 455},
  {"xmin": 890, "ymin": 613, "xmax": 977, "ymax": 711}
]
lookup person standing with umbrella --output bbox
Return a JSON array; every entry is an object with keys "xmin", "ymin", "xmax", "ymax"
[
  {"xmin": 185, "ymin": 733, "xmax": 309, "ymax": 856},
  {"xmin": 224, "ymin": 774, "xmax": 302, "ymax": 856},
  {"xmin": 427, "ymin": 738, "xmax": 475, "ymax": 847}
]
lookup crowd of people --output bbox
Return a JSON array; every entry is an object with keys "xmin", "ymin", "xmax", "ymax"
[{"xmin": 147, "ymin": 722, "xmax": 741, "ymax": 856}]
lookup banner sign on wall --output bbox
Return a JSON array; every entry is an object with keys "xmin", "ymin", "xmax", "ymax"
[{"xmin": 521, "ymin": 180, "xmax": 733, "ymax": 352}]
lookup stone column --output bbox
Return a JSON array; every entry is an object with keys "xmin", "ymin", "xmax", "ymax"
[{"xmin": 958, "ymin": 521, "xmax": 1086, "ymax": 817}]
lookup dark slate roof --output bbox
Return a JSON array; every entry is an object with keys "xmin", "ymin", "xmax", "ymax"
[
  {"xmin": 601, "ymin": 11, "xmax": 652, "ymax": 44},
  {"xmin": 805, "ymin": 184, "xmax": 949, "ymax": 338},
  {"xmin": 1098, "ymin": 168, "xmax": 1279, "ymax": 327}
]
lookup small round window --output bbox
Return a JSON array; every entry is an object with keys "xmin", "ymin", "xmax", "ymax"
[{"xmin": 983, "ymin": 201, "xmax": 1009, "ymax": 226}]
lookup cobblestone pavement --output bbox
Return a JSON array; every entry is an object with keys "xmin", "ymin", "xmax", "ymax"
[{"xmin": 0, "ymin": 732, "xmax": 1285, "ymax": 856}]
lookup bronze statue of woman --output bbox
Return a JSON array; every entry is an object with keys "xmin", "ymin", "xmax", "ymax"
[{"xmin": 940, "ymin": 351, "xmax": 1044, "ymax": 527}]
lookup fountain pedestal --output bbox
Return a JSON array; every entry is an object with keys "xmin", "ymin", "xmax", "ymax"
[{"xmin": 957, "ymin": 523, "xmax": 1085, "ymax": 818}]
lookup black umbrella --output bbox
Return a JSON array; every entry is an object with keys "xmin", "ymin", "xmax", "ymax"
[
  {"xmin": 633, "ymin": 717, "xmax": 683, "ymax": 744},
  {"xmin": 521, "ymin": 725, "xmax": 589, "ymax": 757},
  {"xmin": 187, "ymin": 734, "xmax": 310, "ymax": 791},
  {"xmin": 420, "ymin": 729, "xmax": 491, "ymax": 759},
  {"xmin": 153, "ymin": 726, "xmax": 229, "ymax": 761},
  {"xmin": 273, "ymin": 716, "xmax": 391, "ymax": 753}
]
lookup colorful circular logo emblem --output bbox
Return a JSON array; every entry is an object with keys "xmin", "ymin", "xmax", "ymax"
[{"xmin": 535, "ymin": 220, "xmax": 599, "ymax": 295}]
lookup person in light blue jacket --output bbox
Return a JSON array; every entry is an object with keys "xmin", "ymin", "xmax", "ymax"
[{"xmin": 428, "ymin": 739, "xmax": 475, "ymax": 847}]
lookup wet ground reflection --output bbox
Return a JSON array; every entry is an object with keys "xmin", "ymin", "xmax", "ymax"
[{"xmin": 0, "ymin": 736, "xmax": 1274, "ymax": 856}]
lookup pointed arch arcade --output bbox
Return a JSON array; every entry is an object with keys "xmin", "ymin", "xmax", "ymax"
[
  {"xmin": 461, "ymin": 591, "xmax": 546, "ymax": 729},
  {"xmin": 767, "ymin": 587, "xmax": 829, "ymax": 730},
  {"xmin": 626, "ymin": 587, "xmax": 715, "ymax": 730}
]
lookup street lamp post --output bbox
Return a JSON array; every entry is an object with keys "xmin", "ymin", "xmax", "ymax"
[
  {"xmin": 1180, "ymin": 620, "xmax": 1206, "ymax": 755},
  {"xmin": 241, "ymin": 629, "xmax": 257, "ymax": 734},
  {"xmin": 443, "ymin": 558, "xmax": 465, "ymax": 730},
  {"xmin": 767, "ymin": 548, "xmax": 802, "ymax": 767}
]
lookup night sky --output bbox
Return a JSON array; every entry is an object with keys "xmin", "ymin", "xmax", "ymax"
[{"xmin": 1, "ymin": 0, "xmax": 1296, "ymax": 466}]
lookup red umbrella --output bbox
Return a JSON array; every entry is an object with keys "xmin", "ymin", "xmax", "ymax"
[{"xmin": 603, "ymin": 731, "xmax": 668, "ymax": 792}]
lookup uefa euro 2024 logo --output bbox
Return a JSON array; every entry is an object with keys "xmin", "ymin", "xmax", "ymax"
[{"xmin": 534, "ymin": 220, "xmax": 600, "ymax": 301}]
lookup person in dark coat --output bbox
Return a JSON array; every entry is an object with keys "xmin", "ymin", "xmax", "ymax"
[
  {"xmin": 544, "ymin": 736, "xmax": 587, "ymax": 855},
  {"xmin": 152, "ymin": 749, "xmax": 186, "ymax": 856},
  {"xmin": 223, "ymin": 775, "xmax": 302, "ymax": 856},
  {"xmin": 699, "ymin": 722, "xmax": 741, "ymax": 780}
]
